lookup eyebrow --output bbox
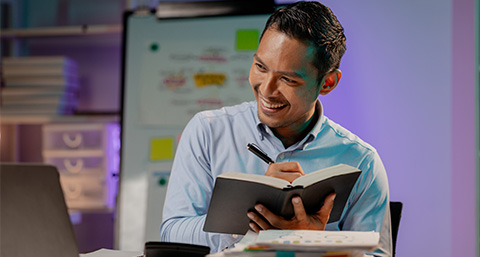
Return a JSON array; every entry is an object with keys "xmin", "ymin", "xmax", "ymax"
[{"xmin": 253, "ymin": 54, "xmax": 306, "ymax": 79}]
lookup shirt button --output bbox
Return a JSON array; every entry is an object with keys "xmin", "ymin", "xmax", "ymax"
[
  {"xmin": 278, "ymin": 153, "xmax": 285, "ymax": 160},
  {"xmin": 232, "ymin": 234, "xmax": 238, "ymax": 238}
]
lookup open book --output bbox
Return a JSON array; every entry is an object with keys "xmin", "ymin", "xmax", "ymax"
[{"xmin": 203, "ymin": 164, "xmax": 361, "ymax": 234}]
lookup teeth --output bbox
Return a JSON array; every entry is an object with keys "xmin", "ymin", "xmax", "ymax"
[{"xmin": 261, "ymin": 98, "xmax": 285, "ymax": 109}]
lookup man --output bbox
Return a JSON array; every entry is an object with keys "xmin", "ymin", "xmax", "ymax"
[{"xmin": 160, "ymin": 1, "xmax": 391, "ymax": 256}]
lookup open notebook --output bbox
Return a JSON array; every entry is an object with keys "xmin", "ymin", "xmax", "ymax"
[{"xmin": 0, "ymin": 163, "xmax": 80, "ymax": 257}]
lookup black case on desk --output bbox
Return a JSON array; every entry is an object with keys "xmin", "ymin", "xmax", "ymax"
[{"xmin": 144, "ymin": 242, "xmax": 210, "ymax": 257}]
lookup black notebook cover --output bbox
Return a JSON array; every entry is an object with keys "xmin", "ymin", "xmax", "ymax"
[{"xmin": 203, "ymin": 164, "xmax": 361, "ymax": 234}]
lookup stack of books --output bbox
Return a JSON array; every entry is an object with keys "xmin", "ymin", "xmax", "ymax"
[{"xmin": 1, "ymin": 56, "xmax": 79, "ymax": 115}]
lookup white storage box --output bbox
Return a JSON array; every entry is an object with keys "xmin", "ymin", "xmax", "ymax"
[
  {"xmin": 42, "ymin": 123, "xmax": 119, "ymax": 151},
  {"xmin": 60, "ymin": 175, "xmax": 117, "ymax": 210},
  {"xmin": 42, "ymin": 122, "xmax": 120, "ymax": 211},
  {"xmin": 44, "ymin": 155, "xmax": 107, "ymax": 176}
]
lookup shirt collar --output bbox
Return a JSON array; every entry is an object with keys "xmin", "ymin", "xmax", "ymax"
[
  {"xmin": 255, "ymin": 99, "xmax": 326, "ymax": 142},
  {"xmin": 310, "ymin": 99, "xmax": 326, "ymax": 139}
]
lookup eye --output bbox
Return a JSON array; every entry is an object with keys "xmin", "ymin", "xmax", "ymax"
[
  {"xmin": 281, "ymin": 76, "xmax": 297, "ymax": 84},
  {"xmin": 255, "ymin": 63, "xmax": 266, "ymax": 71}
]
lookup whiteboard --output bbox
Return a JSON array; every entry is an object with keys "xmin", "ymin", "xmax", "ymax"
[{"xmin": 118, "ymin": 4, "xmax": 272, "ymax": 250}]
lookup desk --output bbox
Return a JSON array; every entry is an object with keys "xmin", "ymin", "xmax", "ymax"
[{"xmin": 80, "ymin": 249, "xmax": 142, "ymax": 257}]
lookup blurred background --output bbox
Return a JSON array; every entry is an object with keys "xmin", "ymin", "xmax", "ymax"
[{"xmin": 0, "ymin": 0, "xmax": 477, "ymax": 257}]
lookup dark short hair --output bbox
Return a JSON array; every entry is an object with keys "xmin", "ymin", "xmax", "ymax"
[{"xmin": 261, "ymin": 1, "xmax": 347, "ymax": 82}]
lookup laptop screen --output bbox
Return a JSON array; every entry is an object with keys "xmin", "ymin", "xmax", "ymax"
[{"xmin": 1, "ymin": 163, "xmax": 79, "ymax": 257}]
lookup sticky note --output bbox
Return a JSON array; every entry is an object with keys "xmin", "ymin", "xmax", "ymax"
[
  {"xmin": 194, "ymin": 73, "xmax": 226, "ymax": 87},
  {"xmin": 150, "ymin": 137, "xmax": 174, "ymax": 161},
  {"xmin": 236, "ymin": 29, "xmax": 259, "ymax": 50}
]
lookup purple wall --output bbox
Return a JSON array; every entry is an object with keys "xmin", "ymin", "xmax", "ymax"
[
  {"xmin": 451, "ymin": 0, "xmax": 476, "ymax": 255},
  {"xmin": 308, "ymin": 0, "xmax": 475, "ymax": 256}
]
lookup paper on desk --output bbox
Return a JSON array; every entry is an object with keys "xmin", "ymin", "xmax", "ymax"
[
  {"xmin": 80, "ymin": 248, "xmax": 143, "ymax": 257},
  {"xmin": 255, "ymin": 230, "xmax": 379, "ymax": 251}
]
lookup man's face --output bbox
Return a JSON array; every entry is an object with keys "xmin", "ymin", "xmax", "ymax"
[{"xmin": 249, "ymin": 28, "xmax": 321, "ymax": 134}]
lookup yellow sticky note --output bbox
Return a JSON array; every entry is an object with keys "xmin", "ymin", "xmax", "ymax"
[
  {"xmin": 194, "ymin": 73, "xmax": 226, "ymax": 87},
  {"xmin": 150, "ymin": 137, "xmax": 174, "ymax": 161}
]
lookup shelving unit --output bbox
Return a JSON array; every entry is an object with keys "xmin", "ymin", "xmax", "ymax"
[
  {"xmin": 0, "ymin": 114, "xmax": 120, "ymax": 125},
  {"xmin": 0, "ymin": 1, "xmax": 125, "ymax": 252},
  {"xmin": 0, "ymin": 23, "xmax": 122, "ymax": 154},
  {"xmin": 1, "ymin": 24, "xmax": 122, "ymax": 38},
  {"xmin": 1, "ymin": 23, "xmax": 123, "ymax": 112},
  {"xmin": 1, "ymin": 22, "xmax": 122, "ymax": 158}
]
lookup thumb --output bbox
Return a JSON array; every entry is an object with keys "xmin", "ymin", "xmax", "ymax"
[
  {"xmin": 292, "ymin": 196, "xmax": 307, "ymax": 220},
  {"xmin": 318, "ymin": 193, "xmax": 336, "ymax": 224}
]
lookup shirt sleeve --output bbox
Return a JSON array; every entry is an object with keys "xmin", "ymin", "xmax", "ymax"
[
  {"xmin": 159, "ymin": 114, "xmax": 239, "ymax": 253},
  {"xmin": 340, "ymin": 153, "xmax": 392, "ymax": 257}
]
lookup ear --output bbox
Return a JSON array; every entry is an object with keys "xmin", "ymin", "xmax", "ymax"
[{"xmin": 319, "ymin": 69, "xmax": 342, "ymax": 95}]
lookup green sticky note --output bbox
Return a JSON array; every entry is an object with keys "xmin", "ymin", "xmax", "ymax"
[
  {"xmin": 150, "ymin": 137, "xmax": 174, "ymax": 161},
  {"xmin": 236, "ymin": 29, "xmax": 259, "ymax": 50}
]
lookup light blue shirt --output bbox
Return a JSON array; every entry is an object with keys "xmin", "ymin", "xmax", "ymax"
[{"xmin": 160, "ymin": 100, "xmax": 391, "ymax": 256}]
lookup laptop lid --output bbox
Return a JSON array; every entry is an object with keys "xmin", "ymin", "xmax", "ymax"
[{"xmin": 0, "ymin": 163, "xmax": 79, "ymax": 257}]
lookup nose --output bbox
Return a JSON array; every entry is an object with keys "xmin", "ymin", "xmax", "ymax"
[{"xmin": 259, "ymin": 74, "xmax": 279, "ymax": 97}]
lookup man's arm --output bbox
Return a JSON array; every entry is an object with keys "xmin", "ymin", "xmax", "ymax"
[
  {"xmin": 339, "ymin": 155, "xmax": 391, "ymax": 257},
  {"xmin": 161, "ymin": 215, "xmax": 238, "ymax": 253},
  {"xmin": 159, "ymin": 114, "xmax": 238, "ymax": 253}
]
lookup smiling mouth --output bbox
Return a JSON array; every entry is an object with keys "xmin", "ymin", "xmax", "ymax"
[{"xmin": 260, "ymin": 98, "xmax": 287, "ymax": 109}]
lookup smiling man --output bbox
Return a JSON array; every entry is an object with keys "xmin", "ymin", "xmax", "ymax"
[{"xmin": 160, "ymin": 2, "xmax": 391, "ymax": 257}]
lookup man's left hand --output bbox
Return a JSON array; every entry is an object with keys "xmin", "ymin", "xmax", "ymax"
[{"xmin": 247, "ymin": 193, "xmax": 336, "ymax": 233}]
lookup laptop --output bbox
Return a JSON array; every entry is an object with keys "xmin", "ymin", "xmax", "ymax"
[{"xmin": 1, "ymin": 163, "xmax": 80, "ymax": 257}]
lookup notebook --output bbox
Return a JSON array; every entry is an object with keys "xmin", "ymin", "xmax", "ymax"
[{"xmin": 0, "ymin": 163, "xmax": 80, "ymax": 257}]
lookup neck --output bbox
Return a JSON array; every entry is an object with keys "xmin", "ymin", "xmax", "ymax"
[{"xmin": 272, "ymin": 104, "xmax": 320, "ymax": 148}]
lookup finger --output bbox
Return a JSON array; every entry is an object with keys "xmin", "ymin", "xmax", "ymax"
[
  {"xmin": 265, "ymin": 162, "xmax": 305, "ymax": 176},
  {"xmin": 318, "ymin": 193, "xmax": 336, "ymax": 223},
  {"xmin": 276, "ymin": 162, "xmax": 305, "ymax": 174},
  {"xmin": 247, "ymin": 212, "xmax": 264, "ymax": 232},
  {"xmin": 272, "ymin": 172, "xmax": 303, "ymax": 183},
  {"xmin": 255, "ymin": 204, "xmax": 283, "ymax": 229},
  {"xmin": 249, "ymin": 221, "xmax": 260, "ymax": 233},
  {"xmin": 265, "ymin": 162, "xmax": 305, "ymax": 183},
  {"xmin": 249, "ymin": 207, "xmax": 274, "ymax": 230},
  {"xmin": 291, "ymin": 196, "xmax": 308, "ymax": 221}
]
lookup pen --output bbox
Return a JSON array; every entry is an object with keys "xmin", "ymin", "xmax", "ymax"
[{"xmin": 246, "ymin": 143, "xmax": 275, "ymax": 165}]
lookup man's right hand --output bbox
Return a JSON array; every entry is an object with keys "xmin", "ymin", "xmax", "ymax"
[
  {"xmin": 248, "ymin": 193, "xmax": 336, "ymax": 232},
  {"xmin": 264, "ymin": 161, "xmax": 305, "ymax": 183}
]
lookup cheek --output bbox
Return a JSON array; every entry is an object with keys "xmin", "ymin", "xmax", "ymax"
[
  {"xmin": 302, "ymin": 83, "xmax": 322, "ymax": 101},
  {"xmin": 248, "ymin": 67, "xmax": 261, "ymax": 87},
  {"xmin": 248, "ymin": 66, "xmax": 255, "ymax": 86},
  {"xmin": 285, "ymin": 87, "xmax": 317, "ymax": 108}
]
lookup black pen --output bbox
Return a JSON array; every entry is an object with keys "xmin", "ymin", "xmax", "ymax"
[{"xmin": 246, "ymin": 143, "xmax": 275, "ymax": 165}]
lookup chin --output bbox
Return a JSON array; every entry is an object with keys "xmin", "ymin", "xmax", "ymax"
[{"xmin": 258, "ymin": 112, "xmax": 284, "ymax": 129}]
